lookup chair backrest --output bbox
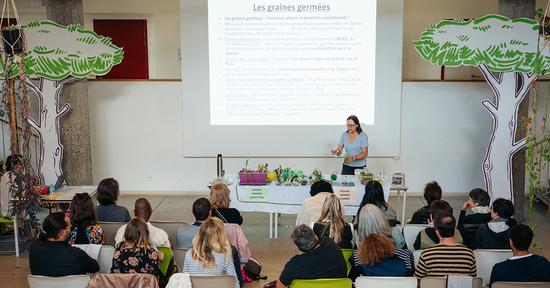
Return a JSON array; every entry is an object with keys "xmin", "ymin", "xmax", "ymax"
[
  {"xmin": 88, "ymin": 273, "xmax": 159, "ymax": 288},
  {"xmin": 341, "ymin": 249, "xmax": 353, "ymax": 275},
  {"xmin": 413, "ymin": 249, "xmax": 422, "ymax": 266},
  {"xmin": 27, "ymin": 275, "xmax": 90, "ymax": 288},
  {"xmin": 173, "ymin": 248, "xmax": 189, "ymax": 271},
  {"xmin": 355, "ymin": 276, "xmax": 417, "ymax": 288},
  {"xmin": 474, "ymin": 249, "xmax": 513, "ymax": 286},
  {"xmin": 190, "ymin": 275, "xmax": 236, "ymax": 288},
  {"xmin": 492, "ymin": 282, "xmax": 550, "ymax": 288},
  {"xmin": 290, "ymin": 278, "xmax": 352, "ymax": 288},
  {"xmin": 98, "ymin": 221, "xmax": 126, "ymax": 246},
  {"xmin": 420, "ymin": 276, "xmax": 483, "ymax": 288},
  {"xmin": 403, "ymin": 224, "xmax": 428, "ymax": 251},
  {"xmin": 98, "ymin": 245, "xmax": 116, "ymax": 273},
  {"xmin": 149, "ymin": 221, "xmax": 188, "ymax": 247}
]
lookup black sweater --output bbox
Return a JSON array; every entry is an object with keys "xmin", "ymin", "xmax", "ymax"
[
  {"xmin": 457, "ymin": 210, "xmax": 492, "ymax": 249},
  {"xmin": 213, "ymin": 208, "xmax": 243, "ymax": 225},
  {"xmin": 473, "ymin": 224, "xmax": 511, "ymax": 249},
  {"xmin": 29, "ymin": 239, "xmax": 99, "ymax": 277},
  {"xmin": 490, "ymin": 254, "xmax": 550, "ymax": 285},
  {"xmin": 409, "ymin": 206, "xmax": 430, "ymax": 224}
]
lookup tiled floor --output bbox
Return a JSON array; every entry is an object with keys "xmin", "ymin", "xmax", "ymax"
[{"xmin": 1, "ymin": 193, "xmax": 549, "ymax": 288}]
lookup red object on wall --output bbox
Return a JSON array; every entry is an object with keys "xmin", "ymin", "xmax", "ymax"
[{"xmin": 93, "ymin": 19, "xmax": 149, "ymax": 79}]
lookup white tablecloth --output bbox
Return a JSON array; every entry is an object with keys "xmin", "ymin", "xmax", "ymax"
[{"xmin": 228, "ymin": 176, "xmax": 390, "ymax": 216}]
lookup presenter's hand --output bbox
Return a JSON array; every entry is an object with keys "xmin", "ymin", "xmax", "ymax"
[
  {"xmin": 344, "ymin": 156, "xmax": 353, "ymax": 164},
  {"xmin": 331, "ymin": 148, "xmax": 342, "ymax": 156}
]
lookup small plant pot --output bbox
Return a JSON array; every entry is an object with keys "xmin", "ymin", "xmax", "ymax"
[
  {"xmin": 239, "ymin": 171, "xmax": 267, "ymax": 185},
  {"xmin": 2, "ymin": 28, "xmax": 24, "ymax": 55}
]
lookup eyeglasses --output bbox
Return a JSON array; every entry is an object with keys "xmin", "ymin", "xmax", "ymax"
[{"xmin": 346, "ymin": 124, "xmax": 357, "ymax": 127}]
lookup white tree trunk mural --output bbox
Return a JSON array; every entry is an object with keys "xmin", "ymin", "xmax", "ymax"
[
  {"xmin": 24, "ymin": 77, "xmax": 75, "ymax": 185},
  {"xmin": 477, "ymin": 64, "xmax": 536, "ymax": 201}
]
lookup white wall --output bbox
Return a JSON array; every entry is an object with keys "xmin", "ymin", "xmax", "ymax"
[{"xmin": 89, "ymin": 80, "xmax": 504, "ymax": 193}]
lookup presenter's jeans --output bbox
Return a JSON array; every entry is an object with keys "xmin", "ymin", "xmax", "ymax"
[{"xmin": 341, "ymin": 164, "xmax": 365, "ymax": 175}]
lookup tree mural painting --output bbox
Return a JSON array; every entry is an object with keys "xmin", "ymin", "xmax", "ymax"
[
  {"xmin": 1, "ymin": 20, "xmax": 123, "ymax": 185},
  {"xmin": 413, "ymin": 14, "xmax": 550, "ymax": 201}
]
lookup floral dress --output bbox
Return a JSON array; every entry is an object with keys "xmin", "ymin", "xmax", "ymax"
[
  {"xmin": 110, "ymin": 242, "xmax": 162, "ymax": 275},
  {"xmin": 68, "ymin": 224, "xmax": 105, "ymax": 245}
]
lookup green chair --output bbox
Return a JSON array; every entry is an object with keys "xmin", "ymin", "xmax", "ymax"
[
  {"xmin": 291, "ymin": 278, "xmax": 352, "ymax": 288},
  {"xmin": 341, "ymin": 249, "xmax": 353, "ymax": 275},
  {"xmin": 158, "ymin": 246, "xmax": 174, "ymax": 276}
]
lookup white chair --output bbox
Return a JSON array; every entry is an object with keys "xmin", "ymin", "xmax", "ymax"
[
  {"xmin": 420, "ymin": 276, "xmax": 483, "ymax": 288},
  {"xmin": 174, "ymin": 248, "xmax": 189, "ymax": 270},
  {"xmin": 27, "ymin": 275, "xmax": 90, "ymax": 288},
  {"xmin": 355, "ymin": 276, "xmax": 417, "ymax": 288},
  {"xmin": 190, "ymin": 275, "xmax": 236, "ymax": 288},
  {"xmin": 474, "ymin": 249, "xmax": 513, "ymax": 286},
  {"xmin": 150, "ymin": 220, "xmax": 188, "ymax": 247},
  {"xmin": 492, "ymin": 282, "xmax": 550, "ymax": 288},
  {"xmin": 413, "ymin": 249, "xmax": 422, "ymax": 266},
  {"xmin": 98, "ymin": 221, "xmax": 125, "ymax": 246},
  {"xmin": 403, "ymin": 224, "xmax": 428, "ymax": 250},
  {"xmin": 98, "ymin": 245, "xmax": 116, "ymax": 273}
]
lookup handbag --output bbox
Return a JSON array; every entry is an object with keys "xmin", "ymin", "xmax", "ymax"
[{"xmin": 243, "ymin": 257, "xmax": 267, "ymax": 281}]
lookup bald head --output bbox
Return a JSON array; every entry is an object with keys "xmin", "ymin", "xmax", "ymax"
[{"xmin": 134, "ymin": 198, "xmax": 152, "ymax": 222}]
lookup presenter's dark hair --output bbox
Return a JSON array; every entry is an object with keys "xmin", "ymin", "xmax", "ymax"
[
  {"xmin": 39, "ymin": 212, "xmax": 68, "ymax": 241},
  {"xmin": 97, "ymin": 178, "xmax": 120, "ymax": 205},
  {"xmin": 423, "ymin": 181, "xmax": 442, "ymax": 205},
  {"xmin": 469, "ymin": 188, "xmax": 490, "ymax": 207},
  {"xmin": 434, "ymin": 213, "xmax": 456, "ymax": 238},
  {"xmin": 361, "ymin": 180, "xmax": 387, "ymax": 210},
  {"xmin": 309, "ymin": 179, "xmax": 333, "ymax": 196},
  {"xmin": 193, "ymin": 198, "xmax": 212, "ymax": 221},
  {"xmin": 346, "ymin": 115, "xmax": 363, "ymax": 134},
  {"xmin": 491, "ymin": 198, "xmax": 516, "ymax": 227},
  {"xmin": 5, "ymin": 154, "xmax": 22, "ymax": 172},
  {"xmin": 510, "ymin": 224, "xmax": 533, "ymax": 251}
]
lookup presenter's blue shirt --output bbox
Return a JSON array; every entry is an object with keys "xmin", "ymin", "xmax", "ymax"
[{"xmin": 339, "ymin": 131, "xmax": 368, "ymax": 167}]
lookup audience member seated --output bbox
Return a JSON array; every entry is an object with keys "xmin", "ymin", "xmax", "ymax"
[
  {"xmin": 414, "ymin": 200, "xmax": 463, "ymax": 250},
  {"xmin": 182, "ymin": 217, "xmax": 240, "ymax": 288},
  {"xmin": 0, "ymin": 155, "xmax": 22, "ymax": 218},
  {"xmin": 458, "ymin": 188, "xmax": 492, "ymax": 248},
  {"xmin": 210, "ymin": 183, "xmax": 243, "ymax": 225},
  {"xmin": 296, "ymin": 180, "xmax": 339, "ymax": 226},
  {"xmin": 176, "ymin": 197, "xmax": 211, "ymax": 249},
  {"xmin": 409, "ymin": 181, "xmax": 442, "ymax": 224},
  {"xmin": 111, "ymin": 218, "xmax": 163, "ymax": 275},
  {"xmin": 115, "ymin": 198, "xmax": 171, "ymax": 248},
  {"xmin": 490, "ymin": 224, "xmax": 550, "ymax": 285},
  {"xmin": 415, "ymin": 213, "xmax": 476, "ymax": 278},
  {"xmin": 355, "ymin": 204, "xmax": 412, "ymax": 272},
  {"xmin": 29, "ymin": 212, "xmax": 99, "ymax": 276},
  {"xmin": 473, "ymin": 198, "xmax": 516, "ymax": 249},
  {"xmin": 356, "ymin": 180, "xmax": 398, "ymax": 226},
  {"xmin": 275, "ymin": 225, "xmax": 347, "ymax": 288},
  {"xmin": 68, "ymin": 193, "xmax": 105, "ymax": 245},
  {"xmin": 96, "ymin": 178, "xmax": 131, "ymax": 222},
  {"xmin": 312, "ymin": 194, "xmax": 353, "ymax": 249},
  {"xmin": 349, "ymin": 234, "xmax": 410, "ymax": 281}
]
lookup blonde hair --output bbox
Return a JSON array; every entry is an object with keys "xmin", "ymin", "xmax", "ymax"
[
  {"xmin": 123, "ymin": 218, "xmax": 150, "ymax": 248},
  {"xmin": 209, "ymin": 183, "xmax": 230, "ymax": 210},
  {"xmin": 191, "ymin": 217, "xmax": 232, "ymax": 268},
  {"xmin": 316, "ymin": 194, "xmax": 347, "ymax": 244},
  {"xmin": 357, "ymin": 204, "xmax": 391, "ymax": 244}
]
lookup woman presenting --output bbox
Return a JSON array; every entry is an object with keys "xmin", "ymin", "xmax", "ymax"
[{"xmin": 331, "ymin": 115, "xmax": 369, "ymax": 175}]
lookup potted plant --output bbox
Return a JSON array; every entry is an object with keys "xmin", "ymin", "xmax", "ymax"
[{"xmin": 239, "ymin": 160, "xmax": 268, "ymax": 185}]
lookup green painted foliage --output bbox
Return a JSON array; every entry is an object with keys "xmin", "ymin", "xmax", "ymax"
[
  {"xmin": 413, "ymin": 14, "xmax": 550, "ymax": 75},
  {"xmin": 0, "ymin": 20, "xmax": 123, "ymax": 80}
]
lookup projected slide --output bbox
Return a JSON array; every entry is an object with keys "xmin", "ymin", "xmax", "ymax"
[{"xmin": 208, "ymin": 0, "xmax": 376, "ymax": 125}]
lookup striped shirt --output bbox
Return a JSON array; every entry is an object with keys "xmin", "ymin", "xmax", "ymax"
[
  {"xmin": 182, "ymin": 250, "xmax": 239, "ymax": 288},
  {"xmin": 414, "ymin": 244, "xmax": 476, "ymax": 278}
]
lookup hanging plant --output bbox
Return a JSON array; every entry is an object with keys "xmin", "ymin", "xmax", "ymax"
[{"xmin": 1, "ymin": 25, "xmax": 23, "ymax": 56}]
